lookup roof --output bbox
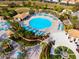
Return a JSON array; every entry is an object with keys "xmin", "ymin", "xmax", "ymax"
[
  {"xmin": 63, "ymin": 20, "xmax": 72, "ymax": 25},
  {"xmin": 14, "ymin": 13, "xmax": 29, "ymax": 20},
  {"xmin": 62, "ymin": 0, "xmax": 79, "ymax": 3},
  {"xmin": 0, "ymin": 16, "xmax": 4, "ymax": 19},
  {"xmin": 6, "ymin": 30, "xmax": 14, "ymax": 36},
  {"xmin": 68, "ymin": 29, "xmax": 79, "ymax": 38}
]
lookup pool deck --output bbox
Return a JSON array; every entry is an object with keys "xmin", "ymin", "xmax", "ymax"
[{"xmin": 23, "ymin": 14, "xmax": 63, "ymax": 33}]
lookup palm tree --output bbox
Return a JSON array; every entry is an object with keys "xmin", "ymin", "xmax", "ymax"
[
  {"xmin": 40, "ymin": 41, "xmax": 53, "ymax": 59},
  {"xmin": 40, "ymin": 42, "xmax": 47, "ymax": 48},
  {"xmin": 8, "ymin": 20, "xmax": 42, "ymax": 42},
  {"xmin": 2, "ymin": 39, "xmax": 11, "ymax": 48},
  {"xmin": 1, "ymin": 39, "xmax": 11, "ymax": 54},
  {"xmin": 29, "ymin": 8, "xmax": 35, "ymax": 15}
]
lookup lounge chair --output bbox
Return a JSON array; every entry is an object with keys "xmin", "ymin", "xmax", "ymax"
[
  {"xmin": 28, "ymin": 29, "xmax": 32, "ymax": 31},
  {"xmin": 32, "ymin": 30, "xmax": 37, "ymax": 33},
  {"xmin": 25, "ymin": 27, "xmax": 29, "ymax": 30}
]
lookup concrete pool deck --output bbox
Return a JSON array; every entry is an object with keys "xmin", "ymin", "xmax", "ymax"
[{"xmin": 22, "ymin": 13, "xmax": 63, "ymax": 33}]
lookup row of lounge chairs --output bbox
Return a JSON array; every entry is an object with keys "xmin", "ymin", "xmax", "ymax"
[
  {"xmin": 57, "ymin": 23, "xmax": 64, "ymax": 30},
  {"xmin": 24, "ymin": 25, "xmax": 46, "ymax": 36},
  {"xmin": 65, "ymin": 32, "xmax": 79, "ymax": 53},
  {"xmin": 19, "ymin": 21, "xmax": 46, "ymax": 36}
]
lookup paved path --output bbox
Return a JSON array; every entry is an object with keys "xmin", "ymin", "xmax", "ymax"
[{"xmin": 49, "ymin": 31, "xmax": 79, "ymax": 59}]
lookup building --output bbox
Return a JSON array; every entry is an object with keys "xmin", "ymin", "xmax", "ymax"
[
  {"xmin": 63, "ymin": 20, "xmax": 72, "ymax": 26},
  {"xmin": 6, "ymin": 30, "xmax": 14, "ymax": 37},
  {"xmin": 14, "ymin": 13, "xmax": 29, "ymax": 22},
  {"xmin": 68, "ymin": 29, "xmax": 79, "ymax": 38},
  {"xmin": 45, "ymin": 0, "xmax": 59, "ymax": 2},
  {"xmin": 0, "ymin": 30, "xmax": 13, "ymax": 40},
  {"xmin": 45, "ymin": 0, "xmax": 79, "ymax": 4},
  {"xmin": 61, "ymin": 0, "xmax": 79, "ymax": 4}
]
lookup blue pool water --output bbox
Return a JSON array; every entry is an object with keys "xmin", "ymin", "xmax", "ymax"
[
  {"xmin": 29, "ymin": 17, "xmax": 52, "ymax": 29},
  {"xmin": 15, "ymin": 51, "xmax": 22, "ymax": 56}
]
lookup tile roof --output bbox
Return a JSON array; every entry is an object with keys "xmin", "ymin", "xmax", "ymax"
[
  {"xmin": 68, "ymin": 29, "xmax": 79, "ymax": 38},
  {"xmin": 0, "ymin": 16, "xmax": 4, "ymax": 18},
  {"xmin": 14, "ymin": 13, "xmax": 29, "ymax": 20},
  {"xmin": 63, "ymin": 20, "xmax": 72, "ymax": 25},
  {"xmin": 62, "ymin": 0, "xmax": 79, "ymax": 2},
  {"xmin": 6, "ymin": 30, "xmax": 14, "ymax": 36}
]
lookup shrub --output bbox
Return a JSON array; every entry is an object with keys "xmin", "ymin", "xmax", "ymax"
[
  {"xmin": 8, "ymin": 2, "xmax": 16, "ymax": 8},
  {"xmin": 8, "ymin": 10, "xmax": 17, "ymax": 17}
]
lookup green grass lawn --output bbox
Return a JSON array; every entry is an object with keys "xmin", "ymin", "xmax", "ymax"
[
  {"xmin": 67, "ymin": 49, "xmax": 74, "ymax": 54},
  {"xmin": 53, "ymin": 55, "xmax": 61, "ymax": 59},
  {"xmin": 54, "ymin": 46, "xmax": 76, "ymax": 59},
  {"xmin": 69, "ymin": 55, "xmax": 76, "ymax": 59}
]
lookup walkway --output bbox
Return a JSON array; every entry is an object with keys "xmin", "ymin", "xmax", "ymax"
[{"xmin": 49, "ymin": 31, "xmax": 79, "ymax": 59}]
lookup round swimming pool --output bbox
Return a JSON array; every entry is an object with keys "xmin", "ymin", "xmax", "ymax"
[{"xmin": 29, "ymin": 17, "xmax": 52, "ymax": 29}]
